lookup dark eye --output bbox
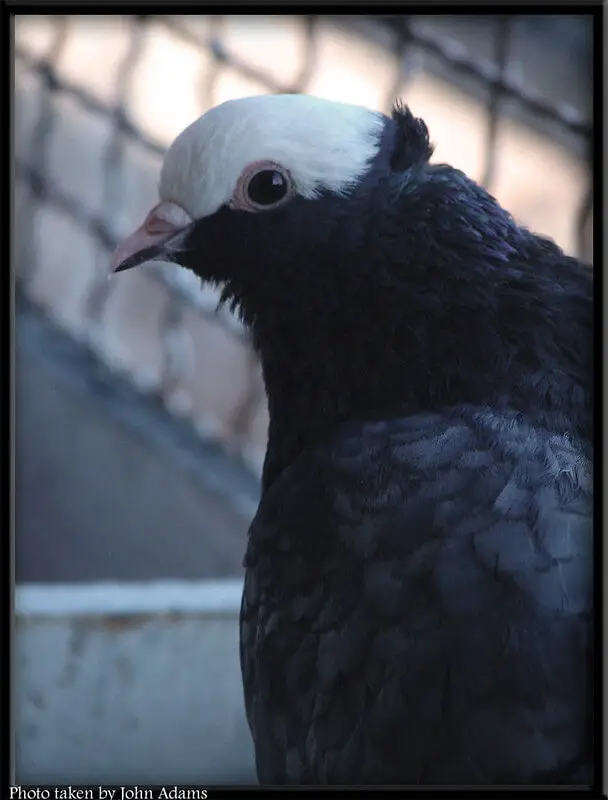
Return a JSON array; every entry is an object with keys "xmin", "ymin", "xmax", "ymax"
[
  {"xmin": 231, "ymin": 161, "xmax": 295, "ymax": 212},
  {"xmin": 247, "ymin": 170, "xmax": 289, "ymax": 206}
]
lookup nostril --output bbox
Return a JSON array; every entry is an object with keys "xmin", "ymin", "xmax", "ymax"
[
  {"xmin": 144, "ymin": 214, "xmax": 180, "ymax": 236},
  {"xmin": 144, "ymin": 201, "xmax": 192, "ymax": 235}
]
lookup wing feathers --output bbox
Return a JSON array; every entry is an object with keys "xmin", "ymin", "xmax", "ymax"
[{"xmin": 241, "ymin": 405, "xmax": 593, "ymax": 783}]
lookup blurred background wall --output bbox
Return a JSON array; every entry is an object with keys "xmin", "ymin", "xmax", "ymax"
[{"xmin": 13, "ymin": 12, "xmax": 594, "ymax": 785}]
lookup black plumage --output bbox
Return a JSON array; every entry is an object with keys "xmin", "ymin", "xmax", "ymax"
[
  {"xmin": 113, "ymin": 99, "xmax": 593, "ymax": 785},
  {"xmin": 241, "ymin": 409, "xmax": 592, "ymax": 784}
]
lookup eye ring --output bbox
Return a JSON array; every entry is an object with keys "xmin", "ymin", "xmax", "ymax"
[{"xmin": 230, "ymin": 160, "xmax": 295, "ymax": 212}]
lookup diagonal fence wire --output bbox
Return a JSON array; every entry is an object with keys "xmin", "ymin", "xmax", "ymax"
[{"xmin": 14, "ymin": 13, "xmax": 594, "ymax": 479}]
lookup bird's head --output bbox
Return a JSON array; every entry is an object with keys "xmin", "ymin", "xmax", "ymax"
[
  {"xmin": 112, "ymin": 94, "xmax": 591, "ymax": 486},
  {"xmin": 112, "ymin": 93, "xmax": 409, "ymax": 319}
]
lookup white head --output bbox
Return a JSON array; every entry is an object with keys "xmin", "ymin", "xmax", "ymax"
[{"xmin": 159, "ymin": 94, "xmax": 385, "ymax": 220}]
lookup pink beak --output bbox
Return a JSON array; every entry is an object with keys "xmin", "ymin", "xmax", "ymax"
[{"xmin": 111, "ymin": 201, "xmax": 193, "ymax": 273}]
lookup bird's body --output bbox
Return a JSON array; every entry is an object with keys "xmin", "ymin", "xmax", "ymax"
[
  {"xmin": 112, "ymin": 94, "xmax": 593, "ymax": 785},
  {"xmin": 242, "ymin": 408, "xmax": 592, "ymax": 784}
]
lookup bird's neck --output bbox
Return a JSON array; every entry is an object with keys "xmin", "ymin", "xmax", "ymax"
[{"xmin": 256, "ymin": 329, "xmax": 421, "ymax": 490}]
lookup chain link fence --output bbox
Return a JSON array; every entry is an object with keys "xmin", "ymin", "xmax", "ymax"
[{"xmin": 14, "ymin": 13, "xmax": 594, "ymax": 483}]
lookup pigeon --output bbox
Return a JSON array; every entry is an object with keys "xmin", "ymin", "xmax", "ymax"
[{"xmin": 111, "ymin": 94, "xmax": 594, "ymax": 786}]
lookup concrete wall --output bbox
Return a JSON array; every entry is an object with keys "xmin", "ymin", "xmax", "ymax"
[{"xmin": 15, "ymin": 581, "xmax": 257, "ymax": 785}]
